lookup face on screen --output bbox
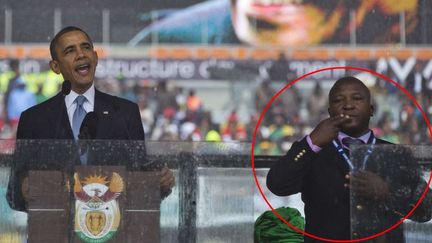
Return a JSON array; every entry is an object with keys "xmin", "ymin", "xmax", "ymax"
[
  {"xmin": 231, "ymin": 0, "xmax": 344, "ymax": 46},
  {"xmin": 230, "ymin": 0, "xmax": 418, "ymax": 46}
]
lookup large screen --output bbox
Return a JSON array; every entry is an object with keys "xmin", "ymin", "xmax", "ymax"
[
  {"xmin": 3, "ymin": 0, "xmax": 432, "ymax": 46},
  {"xmin": 128, "ymin": 0, "xmax": 430, "ymax": 46}
]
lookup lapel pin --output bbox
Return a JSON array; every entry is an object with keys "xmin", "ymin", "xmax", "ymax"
[{"xmin": 103, "ymin": 111, "xmax": 109, "ymax": 115}]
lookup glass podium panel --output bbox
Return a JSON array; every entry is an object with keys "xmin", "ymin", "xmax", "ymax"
[
  {"xmin": 350, "ymin": 145, "xmax": 432, "ymax": 242},
  {"xmin": 0, "ymin": 140, "xmax": 26, "ymax": 243},
  {"xmin": 0, "ymin": 140, "xmax": 253, "ymax": 243},
  {"xmin": 194, "ymin": 142, "xmax": 252, "ymax": 243}
]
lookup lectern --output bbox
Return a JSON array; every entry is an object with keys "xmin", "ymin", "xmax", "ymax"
[{"xmin": 27, "ymin": 166, "xmax": 160, "ymax": 243}]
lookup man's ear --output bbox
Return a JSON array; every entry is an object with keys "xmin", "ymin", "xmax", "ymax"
[
  {"xmin": 49, "ymin": 60, "xmax": 61, "ymax": 74},
  {"xmin": 94, "ymin": 50, "xmax": 98, "ymax": 66},
  {"xmin": 370, "ymin": 105, "xmax": 374, "ymax": 117}
]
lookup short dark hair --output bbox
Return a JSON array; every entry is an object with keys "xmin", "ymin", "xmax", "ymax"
[
  {"xmin": 49, "ymin": 26, "xmax": 93, "ymax": 60},
  {"xmin": 329, "ymin": 76, "xmax": 371, "ymax": 102}
]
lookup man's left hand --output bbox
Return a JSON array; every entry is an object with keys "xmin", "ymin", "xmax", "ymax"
[
  {"xmin": 160, "ymin": 166, "xmax": 175, "ymax": 196},
  {"xmin": 348, "ymin": 170, "xmax": 390, "ymax": 201}
]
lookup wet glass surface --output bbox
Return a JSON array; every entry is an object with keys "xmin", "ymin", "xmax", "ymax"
[
  {"xmin": 350, "ymin": 145, "xmax": 432, "ymax": 242},
  {"xmin": 0, "ymin": 140, "xmax": 253, "ymax": 242}
]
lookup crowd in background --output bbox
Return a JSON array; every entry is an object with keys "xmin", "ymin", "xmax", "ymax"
[
  {"xmin": 0, "ymin": 59, "xmax": 431, "ymax": 156},
  {"xmin": 256, "ymin": 74, "xmax": 432, "ymax": 155}
]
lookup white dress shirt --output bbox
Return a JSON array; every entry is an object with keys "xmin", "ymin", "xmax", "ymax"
[{"xmin": 65, "ymin": 84, "xmax": 95, "ymax": 128}]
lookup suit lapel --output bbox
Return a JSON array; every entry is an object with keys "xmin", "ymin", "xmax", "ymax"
[
  {"xmin": 93, "ymin": 89, "xmax": 114, "ymax": 139},
  {"xmin": 46, "ymin": 93, "xmax": 74, "ymax": 139}
]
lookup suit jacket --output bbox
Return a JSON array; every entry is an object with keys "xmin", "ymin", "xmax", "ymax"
[
  {"xmin": 7, "ymin": 89, "xmax": 145, "ymax": 211},
  {"xmin": 266, "ymin": 135, "xmax": 431, "ymax": 242}
]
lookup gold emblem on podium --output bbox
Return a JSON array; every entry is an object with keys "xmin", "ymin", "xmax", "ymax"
[
  {"xmin": 74, "ymin": 173, "xmax": 123, "ymax": 243},
  {"xmin": 86, "ymin": 211, "xmax": 106, "ymax": 236}
]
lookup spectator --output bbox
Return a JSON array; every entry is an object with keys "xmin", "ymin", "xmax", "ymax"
[
  {"xmin": 276, "ymin": 84, "xmax": 302, "ymax": 125},
  {"xmin": 306, "ymin": 82, "xmax": 327, "ymax": 125},
  {"xmin": 151, "ymin": 106, "xmax": 179, "ymax": 141},
  {"xmin": 6, "ymin": 72, "xmax": 36, "ymax": 126},
  {"xmin": 406, "ymin": 62, "xmax": 427, "ymax": 95},
  {"xmin": 119, "ymin": 78, "xmax": 138, "ymax": 102},
  {"xmin": 35, "ymin": 83, "xmax": 49, "ymax": 104},
  {"xmin": 255, "ymin": 140, "xmax": 281, "ymax": 156},
  {"xmin": 155, "ymin": 80, "xmax": 178, "ymax": 115},
  {"xmin": 220, "ymin": 110, "xmax": 246, "ymax": 142},
  {"xmin": 138, "ymin": 96, "xmax": 154, "ymax": 137},
  {"xmin": 378, "ymin": 115, "xmax": 400, "ymax": 144},
  {"xmin": 4, "ymin": 59, "xmax": 21, "ymax": 126},
  {"xmin": 186, "ymin": 88, "xmax": 202, "ymax": 113},
  {"xmin": 205, "ymin": 124, "xmax": 222, "ymax": 142},
  {"xmin": 268, "ymin": 114, "xmax": 295, "ymax": 142},
  {"xmin": 268, "ymin": 52, "xmax": 290, "ymax": 81},
  {"xmin": 254, "ymin": 80, "xmax": 276, "ymax": 123}
]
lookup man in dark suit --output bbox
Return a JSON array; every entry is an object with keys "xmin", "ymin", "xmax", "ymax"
[
  {"xmin": 267, "ymin": 77, "xmax": 431, "ymax": 242},
  {"xmin": 7, "ymin": 26, "xmax": 175, "ymax": 211}
]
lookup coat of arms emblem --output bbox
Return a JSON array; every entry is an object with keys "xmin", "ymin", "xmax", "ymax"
[{"xmin": 73, "ymin": 172, "xmax": 124, "ymax": 243}]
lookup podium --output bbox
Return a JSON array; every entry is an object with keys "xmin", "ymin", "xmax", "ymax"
[
  {"xmin": 3, "ymin": 140, "xmax": 255, "ymax": 242},
  {"xmin": 27, "ymin": 166, "xmax": 160, "ymax": 243},
  {"xmin": 5, "ymin": 139, "xmax": 160, "ymax": 243}
]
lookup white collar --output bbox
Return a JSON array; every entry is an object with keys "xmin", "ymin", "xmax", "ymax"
[{"xmin": 65, "ymin": 83, "xmax": 95, "ymax": 110}]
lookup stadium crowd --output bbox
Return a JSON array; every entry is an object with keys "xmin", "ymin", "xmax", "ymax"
[{"xmin": 0, "ymin": 59, "xmax": 431, "ymax": 156}]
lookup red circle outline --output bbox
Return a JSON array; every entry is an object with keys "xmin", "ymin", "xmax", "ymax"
[{"xmin": 251, "ymin": 66, "xmax": 432, "ymax": 242}]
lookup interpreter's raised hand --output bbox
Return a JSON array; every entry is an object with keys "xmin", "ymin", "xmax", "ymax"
[
  {"xmin": 310, "ymin": 114, "xmax": 351, "ymax": 147},
  {"xmin": 348, "ymin": 170, "xmax": 390, "ymax": 201},
  {"xmin": 160, "ymin": 166, "xmax": 175, "ymax": 196}
]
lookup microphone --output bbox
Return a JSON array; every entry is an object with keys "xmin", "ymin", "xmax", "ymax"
[
  {"xmin": 55, "ymin": 80, "xmax": 71, "ymax": 138},
  {"xmin": 78, "ymin": 112, "xmax": 98, "ymax": 140}
]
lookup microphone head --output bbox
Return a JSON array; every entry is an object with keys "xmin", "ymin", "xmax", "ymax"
[
  {"xmin": 79, "ymin": 112, "xmax": 98, "ymax": 139},
  {"xmin": 61, "ymin": 80, "xmax": 71, "ymax": 96}
]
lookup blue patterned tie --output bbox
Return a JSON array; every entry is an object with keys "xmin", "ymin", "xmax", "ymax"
[{"xmin": 72, "ymin": 95, "xmax": 87, "ymax": 140}]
